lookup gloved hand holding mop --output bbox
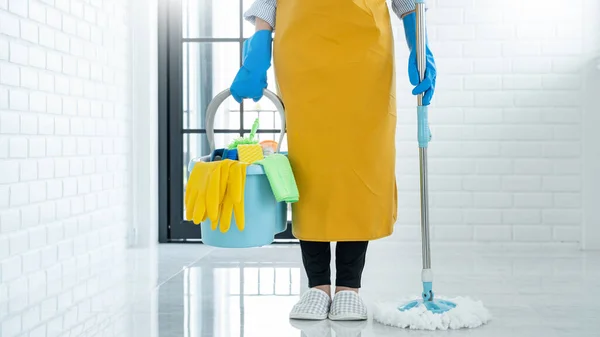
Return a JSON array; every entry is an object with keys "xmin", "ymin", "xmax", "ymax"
[{"xmin": 401, "ymin": 9, "xmax": 437, "ymax": 106}]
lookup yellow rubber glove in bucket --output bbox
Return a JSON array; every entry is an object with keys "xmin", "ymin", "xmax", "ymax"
[
  {"xmin": 219, "ymin": 161, "xmax": 249, "ymax": 233},
  {"xmin": 210, "ymin": 159, "xmax": 235, "ymax": 230},
  {"xmin": 185, "ymin": 161, "xmax": 222, "ymax": 225}
]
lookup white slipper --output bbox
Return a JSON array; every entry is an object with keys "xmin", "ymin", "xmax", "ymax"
[
  {"xmin": 289, "ymin": 288, "xmax": 332, "ymax": 320},
  {"xmin": 328, "ymin": 291, "xmax": 368, "ymax": 321}
]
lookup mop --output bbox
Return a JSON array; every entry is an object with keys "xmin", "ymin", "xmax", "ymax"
[{"xmin": 372, "ymin": 0, "xmax": 491, "ymax": 330}]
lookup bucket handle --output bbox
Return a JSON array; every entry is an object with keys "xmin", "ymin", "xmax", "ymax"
[{"xmin": 205, "ymin": 88, "xmax": 286, "ymax": 153}]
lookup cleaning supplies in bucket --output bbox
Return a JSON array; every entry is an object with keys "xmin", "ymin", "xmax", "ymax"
[
  {"xmin": 185, "ymin": 161, "xmax": 221, "ymax": 225},
  {"xmin": 185, "ymin": 159, "xmax": 249, "ymax": 233},
  {"xmin": 227, "ymin": 118, "xmax": 260, "ymax": 150},
  {"xmin": 260, "ymin": 140, "xmax": 278, "ymax": 157},
  {"xmin": 191, "ymin": 88, "xmax": 290, "ymax": 248},
  {"xmin": 238, "ymin": 144, "xmax": 264, "ymax": 163},
  {"xmin": 219, "ymin": 161, "xmax": 250, "ymax": 232},
  {"xmin": 256, "ymin": 154, "xmax": 299, "ymax": 203}
]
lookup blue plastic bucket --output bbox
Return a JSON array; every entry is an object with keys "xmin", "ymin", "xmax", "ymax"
[{"xmin": 200, "ymin": 164, "xmax": 288, "ymax": 248}]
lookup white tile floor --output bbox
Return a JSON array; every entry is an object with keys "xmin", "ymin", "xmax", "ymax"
[{"xmin": 1, "ymin": 242, "xmax": 599, "ymax": 337}]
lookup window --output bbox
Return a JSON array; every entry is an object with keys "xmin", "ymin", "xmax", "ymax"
[{"xmin": 158, "ymin": 0, "xmax": 293, "ymax": 242}]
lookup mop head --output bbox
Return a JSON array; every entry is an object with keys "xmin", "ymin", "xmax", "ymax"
[{"xmin": 373, "ymin": 296, "xmax": 491, "ymax": 330}]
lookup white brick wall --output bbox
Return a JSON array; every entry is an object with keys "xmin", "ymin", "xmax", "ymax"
[
  {"xmin": 1, "ymin": 0, "xmax": 131, "ymax": 335},
  {"xmin": 391, "ymin": 0, "xmax": 598, "ymax": 244}
]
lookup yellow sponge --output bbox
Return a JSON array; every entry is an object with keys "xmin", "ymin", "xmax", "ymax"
[{"xmin": 237, "ymin": 144, "xmax": 264, "ymax": 164}]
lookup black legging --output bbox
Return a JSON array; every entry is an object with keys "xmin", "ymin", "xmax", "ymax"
[{"xmin": 300, "ymin": 241, "xmax": 369, "ymax": 289}]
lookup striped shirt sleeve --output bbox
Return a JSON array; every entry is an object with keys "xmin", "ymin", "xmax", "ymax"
[
  {"xmin": 243, "ymin": 0, "xmax": 277, "ymax": 29},
  {"xmin": 391, "ymin": 0, "xmax": 419, "ymax": 19},
  {"xmin": 243, "ymin": 0, "xmax": 420, "ymax": 29}
]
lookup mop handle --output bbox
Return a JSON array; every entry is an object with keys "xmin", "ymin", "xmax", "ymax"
[
  {"xmin": 416, "ymin": 1, "xmax": 427, "ymax": 108},
  {"xmin": 415, "ymin": 0, "xmax": 432, "ymax": 272},
  {"xmin": 415, "ymin": 0, "xmax": 428, "ymax": 146}
]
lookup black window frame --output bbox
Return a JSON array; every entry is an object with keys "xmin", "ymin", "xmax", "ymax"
[{"xmin": 158, "ymin": 0, "xmax": 294, "ymax": 243}]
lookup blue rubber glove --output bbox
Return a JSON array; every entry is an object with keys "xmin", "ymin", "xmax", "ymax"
[
  {"xmin": 230, "ymin": 30, "xmax": 273, "ymax": 103},
  {"xmin": 403, "ymin": 12, "xmax": 436, "ymax": 106}
]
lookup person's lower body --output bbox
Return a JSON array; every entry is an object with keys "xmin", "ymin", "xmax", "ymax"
[
  {"xmin": 274, "ymin": 0, "xmax": 397, "ymax": 325},
  {"xmin": 289, "ymin": 241, "xmax": 369, "ymax": 321},
  {"xmin": 301, "ymin": 241, "xmax": 369, "ymax": 292}
]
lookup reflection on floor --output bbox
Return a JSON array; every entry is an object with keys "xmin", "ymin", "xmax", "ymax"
[
  {"xmin": 175, "ymin": 251, "xmax": 302, "ymax": 337},
  {"xmin": 1, "ymin": 242, "xmax": 600, "ymax": 337}
]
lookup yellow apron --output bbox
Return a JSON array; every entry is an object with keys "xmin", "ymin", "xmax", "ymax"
[{"xmin": 274, "ymin": 0, "xmax": 397, "ymax": 242}]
